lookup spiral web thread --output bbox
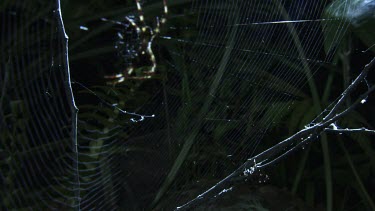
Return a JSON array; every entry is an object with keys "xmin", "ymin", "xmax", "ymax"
[
  {"xmin": 0, "ymin": 0, "xmax": 364, "ymax": 210},
  {"xmin": 0, "ymin": 0, "xmax": 79, "ymax": 209}
]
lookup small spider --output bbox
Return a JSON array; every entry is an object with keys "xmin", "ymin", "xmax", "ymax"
[{"xmin": 104, "ymin": 0, "xmax": 168, "ymax": 85}]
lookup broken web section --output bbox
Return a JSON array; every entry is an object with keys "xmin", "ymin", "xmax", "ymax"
[{"xmin": 0, "ymin": 0, "xmax": 79, "ymax": 210}]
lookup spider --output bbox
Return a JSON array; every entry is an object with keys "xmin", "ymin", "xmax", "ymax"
[{"xmin": 104, "ymin": 0, "xmax": 168, "ymax": 85}]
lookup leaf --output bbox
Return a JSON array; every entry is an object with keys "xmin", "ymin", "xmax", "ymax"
[{"xmin": 324, "ymin": 0, "xmax": 375, "ymax": 54}]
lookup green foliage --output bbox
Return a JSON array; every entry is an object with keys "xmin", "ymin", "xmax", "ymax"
[
  {"xmin": 324, "ymin": 0, "xmax": 375, "ymax": 54},
  {"xmin": 276, "ymin": 1, "xmax": 375, "ymax": 210},
  {"xmin": 2, "ymin": 0, "xmax": 374, "ymax": 210}
]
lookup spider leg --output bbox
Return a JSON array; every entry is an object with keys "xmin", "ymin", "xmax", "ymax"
[
  {"xmin": 105, "ymin": 0, "xmax": 169, "ymax": 84},
  {"xmin": 146, "ymin": 34, "xmax": 157, "ymax": 74},
  {"xmin": 162, "ymin": 0, "xmax": 168, "ymax": 24},
  {"xmin": 154, "ymin": 0, "xmax": 168, "ymax": 33},
  {"xmin": 142, "ymin": 0, "xmax": 169, "ymax": 76},
  {"xmin": 104, "ymin": 73, "xmax": 124, "ymax": 79},
  {"xmin": 105, "ymin": 66, "xmax": 153, "ymax": 84},
  {"xmin": 135, "ymin": 0, "xmax": 145, "ymax": 27},
  {"xmin": 105, "ymin": 73, "xmax": 125, "ymax": 85}
]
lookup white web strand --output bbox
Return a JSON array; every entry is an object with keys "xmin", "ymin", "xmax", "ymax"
[
  {"xmin": 176, "ymin": 57, "xmax": 375, "ymax": 210},
  {"xmin": 2, "ymin": 0, "xmax": 373, "ymax": 210},
  {"xmin": 55, "ymin": 0, "xmax": 81, "ymax": 209}
]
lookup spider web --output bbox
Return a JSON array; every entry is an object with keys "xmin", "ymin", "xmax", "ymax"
[
  {"xmin": 1, "ymin": 0, "xmax": 373, "ymax": 210},
  {"xmin": 0, "ymin": 0, "xmax": 79, "ymax": 209}
]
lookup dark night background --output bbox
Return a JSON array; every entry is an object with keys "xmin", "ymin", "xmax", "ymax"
[{"xmin": 1, "ymin": 0, "xmax": 375, "ymax": 210}]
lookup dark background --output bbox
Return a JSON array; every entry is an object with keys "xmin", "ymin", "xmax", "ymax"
[{"xmin": 1, "ymin": 0, "xmax": 375, "ymax": 210}]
